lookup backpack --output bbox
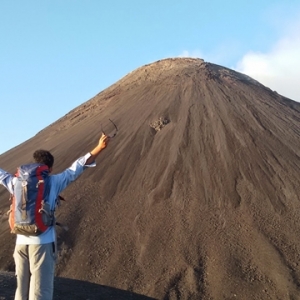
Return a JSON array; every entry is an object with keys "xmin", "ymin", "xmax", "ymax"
[{"xmin": 8, "ymin": 163, "xmax": 54, "ymax": 236}]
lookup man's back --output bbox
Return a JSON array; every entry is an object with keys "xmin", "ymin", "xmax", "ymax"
[{"xmin": 0, "ymin": 132, "xmax": 109, "ymax": 300}]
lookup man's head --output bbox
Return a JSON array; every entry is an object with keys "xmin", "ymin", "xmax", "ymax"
[{"xmin": 33, "ymin": 150, "xmax": 54, "ymax": 171}]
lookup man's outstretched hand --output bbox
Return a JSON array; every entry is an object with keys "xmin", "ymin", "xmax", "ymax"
[
  {"xmin": 98, "ymin": 133, "xmax": 109, "ymax": 150},
  {"xmin": 85, "ymin": 133, "xmax": 110, "ymax": 165}
]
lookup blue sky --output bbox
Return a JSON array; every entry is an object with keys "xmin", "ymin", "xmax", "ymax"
[{"xmin": 1, "ymin": 1, "xmax": 300, "ymax": 155}]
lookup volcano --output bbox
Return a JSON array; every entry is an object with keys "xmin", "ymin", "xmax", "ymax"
[{"xmin": 1, "ymin": 58, "xmax": 300, "ymax": 300}]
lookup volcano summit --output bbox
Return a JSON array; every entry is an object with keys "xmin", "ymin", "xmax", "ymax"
[{"xmin": 1, "ymin": 58, "xmax": 300, "ymax": 299}]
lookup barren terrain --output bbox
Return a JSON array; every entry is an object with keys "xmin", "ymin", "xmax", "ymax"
[{"xmin": 1, "ymin": 58, "xmax": 300, "ymax": 299}]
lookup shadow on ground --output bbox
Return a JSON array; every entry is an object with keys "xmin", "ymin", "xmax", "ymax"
[{"xmin": 0, "ymin": 272, "xmax": 157, "ymax": 300}]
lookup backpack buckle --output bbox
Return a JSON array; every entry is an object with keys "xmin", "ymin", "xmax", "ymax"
[{"xmin": 36, "ymin": 180, "xmax": 44, "ymax": 188}]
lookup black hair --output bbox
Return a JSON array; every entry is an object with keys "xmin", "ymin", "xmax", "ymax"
[{"xmin": 33, "ymin": 150, "xmax": 54, "ymax": 168}]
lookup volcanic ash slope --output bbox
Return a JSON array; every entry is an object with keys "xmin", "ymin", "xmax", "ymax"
[{"xmin": 1, "ymin": 58, "xmax": 300, "ymax": 300}]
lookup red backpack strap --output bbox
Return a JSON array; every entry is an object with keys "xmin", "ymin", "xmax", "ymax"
[{"xmin": 34, "ymin": 165, "xmax": 49, "ymax": 232}]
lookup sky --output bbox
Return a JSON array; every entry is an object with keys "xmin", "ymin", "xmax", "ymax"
[{"xmin": 1, "ymin": 1, "xmax": 300, "ymax": 155}]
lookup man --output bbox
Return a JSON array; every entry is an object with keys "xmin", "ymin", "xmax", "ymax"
[{"xmin": 0, "ymin": 133, "xmax": 109, "ymax": 300}]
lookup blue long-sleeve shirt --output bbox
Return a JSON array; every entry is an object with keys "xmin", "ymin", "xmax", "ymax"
[{"xmin": 0, "ymin": 153, "xmax": 95, "ymax": 245}]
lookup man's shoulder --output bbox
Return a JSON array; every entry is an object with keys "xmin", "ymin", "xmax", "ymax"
[{"xmin": 48, "ymin": 174, "xmax": 60, "ymax": 186}]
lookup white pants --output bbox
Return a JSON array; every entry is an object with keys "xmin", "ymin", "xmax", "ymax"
[{"xmin": 14, "ymin": 243, "xmax": 56, "ymax": 300}]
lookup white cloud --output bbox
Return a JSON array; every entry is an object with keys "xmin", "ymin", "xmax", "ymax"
[
  {"xmin": 179, "ymin": 14, "xmax": 300, "ymax": 102},
  {"xmin": 235, "ymin": 19, "xmax": 300, "ymax": 102},
  {"xmin": 178, "ymin": 47, "xmax": 234, "ymax": 65},
  {"xmin": 178, "ymin": 50, "xmax": 204, "ymax": 59}
]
